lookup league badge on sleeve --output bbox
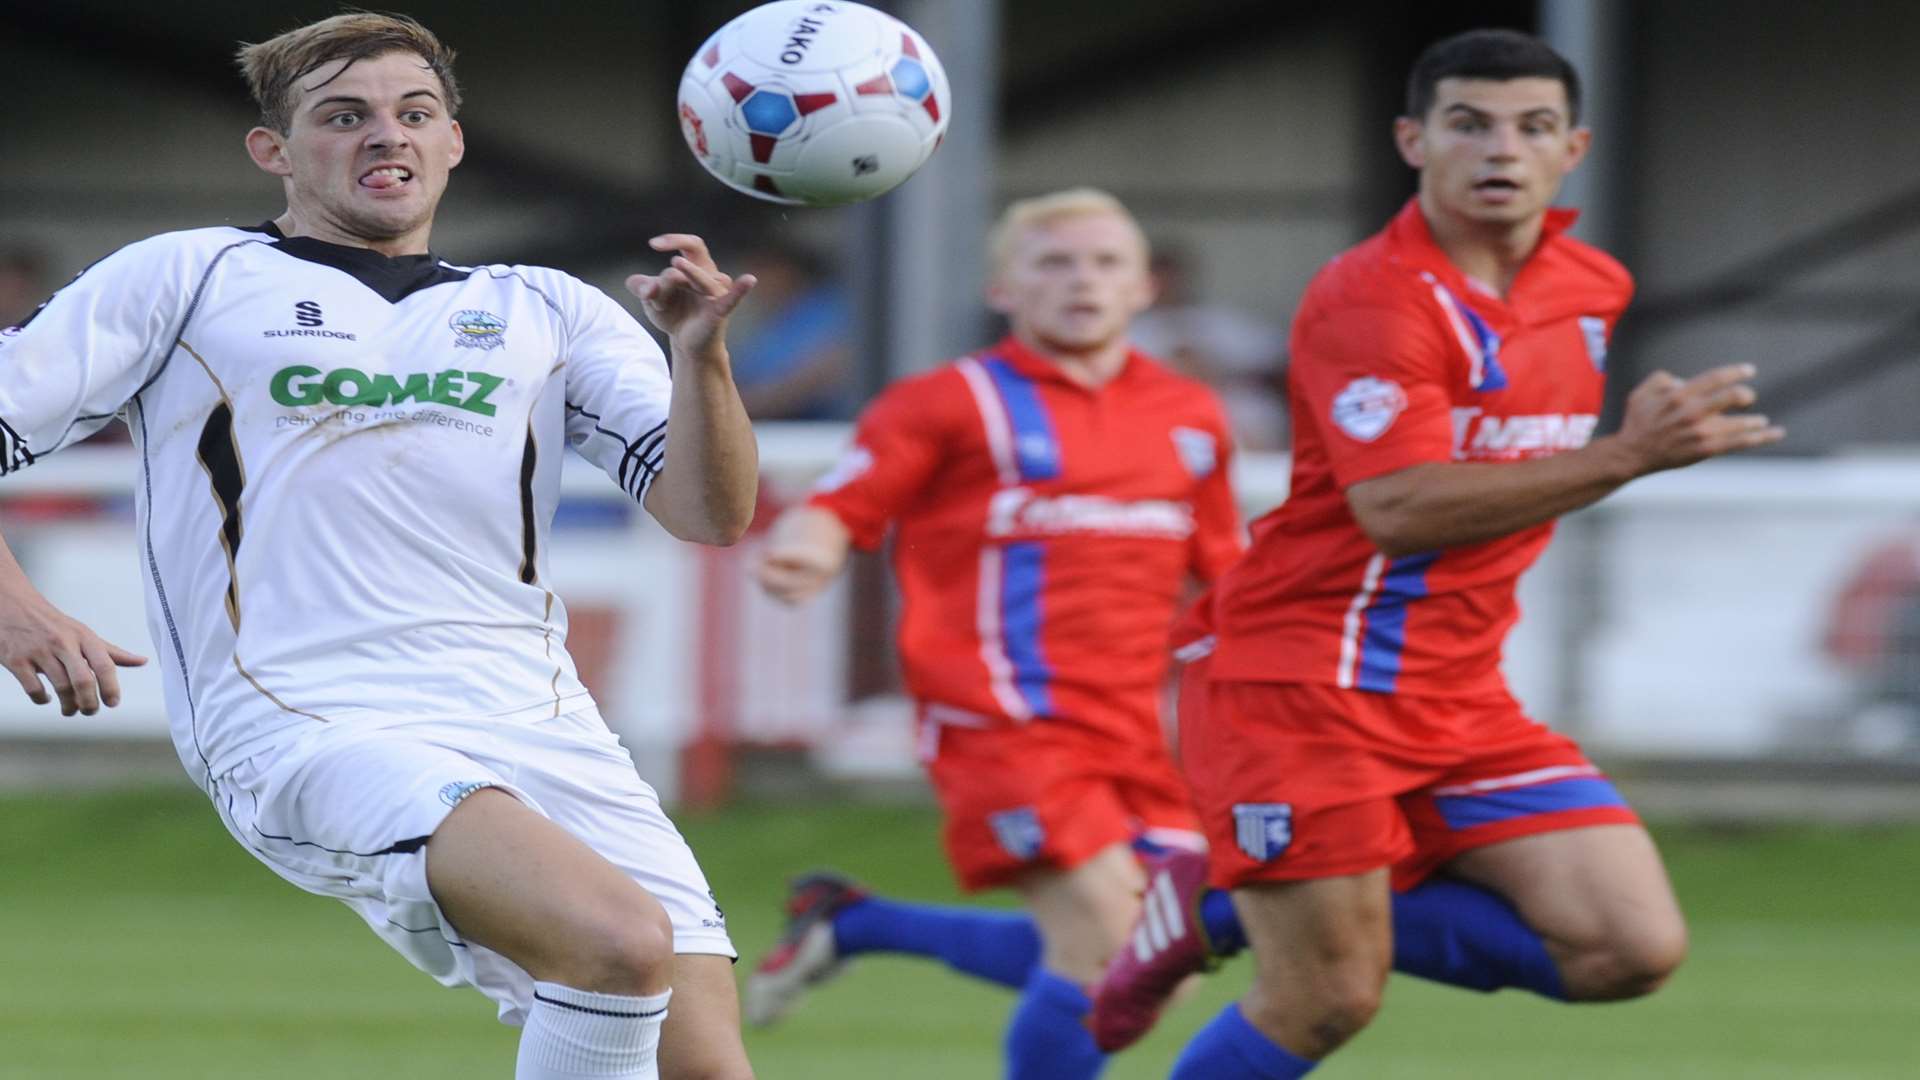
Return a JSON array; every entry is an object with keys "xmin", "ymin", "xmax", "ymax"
[
  {"xmin": 1232, "ymin": 803, "xmax": 1293, "ymax": 862},
  {"xmin": 1330, "ymin": 376, "xmax": 1407, "ymax": 442}
]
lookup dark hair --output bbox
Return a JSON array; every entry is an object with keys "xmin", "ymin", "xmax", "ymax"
[{"xmin": 1405, "ymin": 29, "xmax": 1581, "ymax": 124}]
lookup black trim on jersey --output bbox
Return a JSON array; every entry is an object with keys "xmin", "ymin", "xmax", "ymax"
[
  {"xmin": 566, "ymin": 402, "xmax": 667, "ymax": 503},
  {"xmin": 518, "ymin": 424, "xmax": 540, "ymax": 585},
  {"xmin": 256, "ymin": 222, "xmax": 472, "ymax": 304},
  {"xmin": 136, "ymin": 397, "xmax": 209, "ymax": 786},
  {"xmin": 55, "ymin": 236, "xmax": 270, "ymax": 459},
  {"xmin": 0, "ymin": 416, "xmax": 34, "ymax": 475},
  {"xmin": 195, "ymin": 402, "xmax": 246, "ymax": 627},
  {"xmin": 531, "ymin": 991, "xmax": 668, "ymax": 1019}
]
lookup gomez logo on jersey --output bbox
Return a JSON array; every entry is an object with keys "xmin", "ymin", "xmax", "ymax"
[{"xmin": 1330, "ymin": 376, "xmax": 1407, "ymax": 442}]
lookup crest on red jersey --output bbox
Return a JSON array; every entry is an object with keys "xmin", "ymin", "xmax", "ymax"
[
  {"xmin": 1171, "ymin": 426, "xmax": 1217, "ymax": 478},
  {"xmin": 1579, "ymin": 316, "xmax": 1609, "ymax": 372},
  {"xmin": 1330, "ymin": 376, "xmax": 1407, "ymax": 442}
]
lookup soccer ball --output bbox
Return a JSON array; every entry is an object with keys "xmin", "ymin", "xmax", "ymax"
[{"xmin": 677, "ymin": 1, "xmax": 951, "ymax": 207}]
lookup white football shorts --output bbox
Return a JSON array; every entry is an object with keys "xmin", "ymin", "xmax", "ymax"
[{"xmin": 208, "ymin": 705, "xmax": 734, "ymax": 1025}]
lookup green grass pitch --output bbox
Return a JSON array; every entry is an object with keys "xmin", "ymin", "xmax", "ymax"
[{"xmin": 2, "ymin": 786, "xmax": 1916, "ymax": 1077}]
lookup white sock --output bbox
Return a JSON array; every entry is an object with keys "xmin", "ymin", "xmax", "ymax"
[{"xmin": 516, "ymin": 981, "xmax": 671, "ymax": 1079}]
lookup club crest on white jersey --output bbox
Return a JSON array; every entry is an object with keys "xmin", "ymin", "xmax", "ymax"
[
  {"xmin": 450, "ymin": 309, "xmax": 507, "ymax": 350},
  {"xmin": 1330, "ymin": 376, "xmax": 1406, "ymax": 442}
]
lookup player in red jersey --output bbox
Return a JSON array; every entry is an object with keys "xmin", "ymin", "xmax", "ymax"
[
  {"xmin": 1086, "ymin": 30, "xmax": 1786, "ymax": 1077},
  {"xmin": 745, "ymin": 188, "xmax": 1244, "ymax": 1078}
]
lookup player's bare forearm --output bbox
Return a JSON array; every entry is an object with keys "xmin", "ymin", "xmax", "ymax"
[
  {"xmin": 0, "ymin": 525, "xmax": 147, "ymax": 714},
  {"xmin": 1345, "ymin": 442, "xmax": 1640, "ymax": 555},
  {"xmin": 756, "ymin": 505, "xmax": 853, "ymax": 605},
  {"xmin": 1348, "ymin": 363, "xmax": 1783, "ymax": 556},
  {"xmin": 645, "ymin": 349, "xmax": 759, "ymax": 545}
]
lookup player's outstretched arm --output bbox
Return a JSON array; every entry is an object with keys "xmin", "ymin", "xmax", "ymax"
[
  {"xmin": 629, "ymin": 233, "xmax": 760, "ymax": 546},
  {"xmin": 0, "ymin": 529, "xmax": 146, "ymax": 716},
  {"xmin": 756, "ymin": 506, "xmax": 853, "ymax": 606},
  {"xmin": 1348, "ymin": 363, "xmax": 1785, "ymax": 556}
]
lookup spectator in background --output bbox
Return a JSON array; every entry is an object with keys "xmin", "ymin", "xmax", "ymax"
[
  {"xmin": 726, "ymin": 241, "xmax": 854, "ymax": 420},
  {"xmin": 0, "ymin": 245, "xmax": 53, "ymax": 327},
  {"xmin": 1823, "ymin": 530, "xmax": 1920, "ymax": 754},
  {"xmin": 1130, "ymin": 245, "xmax": 1289, "ymax": 449}
]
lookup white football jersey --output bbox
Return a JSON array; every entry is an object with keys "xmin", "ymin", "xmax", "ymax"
[{"xmin": 0, "ymin": 224, "xmax": 675, "ymax": 786}]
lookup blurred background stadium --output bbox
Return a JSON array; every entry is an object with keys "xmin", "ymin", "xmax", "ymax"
[{"xmin": 2, "ymin": 0, "xmax": 1917, "ymax": 1076}]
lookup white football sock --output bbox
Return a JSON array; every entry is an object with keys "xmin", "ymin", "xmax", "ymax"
[{"xmin": 516, "ymin": 981, "xmax": 671, "ymax": 1079}]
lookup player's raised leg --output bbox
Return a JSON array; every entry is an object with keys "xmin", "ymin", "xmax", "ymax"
[
  {"xmin": 745, "ymin": 871, "xmax": 1043, "ymax": 1026},
  {"xmin": 1443, "ymin": 824, "xmax": 1686, "ymax": 1000},
  {"xmin": 427, "ymin": 789, "xmax": 680, "ymax": 1080},
  {"xmin": 1171, "ymin": 871, "xmax": 1391, "ymax": 1079}
]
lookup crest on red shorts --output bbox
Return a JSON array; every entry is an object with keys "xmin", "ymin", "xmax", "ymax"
[
  {"xmin": 1232, "ymin": 803, "xmax": 1293, "ymax": 862},
  {"xmin": 989, "ymin": 807, "xmax": 1046, "ymax": 860}
]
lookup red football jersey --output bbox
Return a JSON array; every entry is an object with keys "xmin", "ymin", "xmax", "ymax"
[
  {"xmin": 1208, "ymin": 199, "xmax": 1633, "ymax": 697},
  {"xmin": 811, "ymin": 335, "xmax": 1244, "ymax": 732}
]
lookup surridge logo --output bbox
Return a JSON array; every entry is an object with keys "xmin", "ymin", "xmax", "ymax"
[{"xmin": 270, "ymin": 364, "xmax": 506, "ymax": 417}]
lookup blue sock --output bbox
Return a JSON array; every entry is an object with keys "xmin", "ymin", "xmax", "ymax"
[
  {"xmin": 832, "ymin": 897, "xmax": 1041, "ymax": 990},
  {"xmin": 1171, "ymin": 1003, "xmax": 1316, "ymax": 1079},
  {"xmin": 1189, "ymin": 880, "xmax": 1564, "ymax": 998},
  {"xmin": 1202, "ymin": 889, "xmax": 1248, "ymax": 955},
  {"xmin": 1390, "ymin": 879, "xmax": 1567, "ymax": 999},
  {"xmin": 1005, "ymin": 969, "xmax": 1106, "ymax": 1080}
]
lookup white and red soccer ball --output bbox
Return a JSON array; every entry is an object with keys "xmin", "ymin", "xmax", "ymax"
[{"xmin": 677, "ymin": 1, "xmax": 951, "ymax": 207}]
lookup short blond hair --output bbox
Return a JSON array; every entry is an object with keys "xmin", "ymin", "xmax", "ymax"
[
  {"xmin": 236, "ymin": 12, "xmax": 461, "ymax": 134},
  {"xmin": 986, "ymin": 187, "xmax": 1150, "ymax": 277}
]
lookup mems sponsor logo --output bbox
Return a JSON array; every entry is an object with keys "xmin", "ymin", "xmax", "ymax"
[
  {"xmin": 1452, "ymin": 408, "xmax": 1598, "ymax": 460},
  {"xmin": 986, "ymin": 487, "xmax": 1194, "ymax": 540},
  {"xmin": 269, "ymin": 365, "xmax": 505, "ymax": 417}
]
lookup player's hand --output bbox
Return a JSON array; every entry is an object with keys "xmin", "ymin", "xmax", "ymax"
[
  {"xmin": 1615, "ymin": 363, "xmax": 1786, "ymax": 476},
  {"xmin": 0, "ymin": 589, "xmax": 147, "ymax": 716},
  {"xmin": 626, "ymin": 234, "xmax": 757, "ymax": 361},
  {"xmin": 756, "ymin": 544, "xmax": 841, "ymax": 605}
]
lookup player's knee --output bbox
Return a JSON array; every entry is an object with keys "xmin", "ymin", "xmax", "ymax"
[
  {"xmin": 1575, "ymin": 916, "xmax": 1688, "ymax": 1000},
  {"xmin": 1607, "ymin": 917, "xmax": 1688, "ymax": 998},
  {"xmin": 563, "ymin": 894, "xmax": 675, "ymax": 994},
  {"xmin": 1247, "ymin": 959, "xmax": 1385, "ymax": 1057}
]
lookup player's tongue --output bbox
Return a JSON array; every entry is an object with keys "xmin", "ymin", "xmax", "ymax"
[{"xmin": 361, "ymin": 167, "xmax": 411, "ymax": 190}]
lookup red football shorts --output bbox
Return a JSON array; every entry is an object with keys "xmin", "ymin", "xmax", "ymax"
[
  {"xmin": 921, "ymin": 705, "xmax": 1204, "ymax": 892},
  {"xmin": 1178, "ymin": 654, "xmax": 1640, "ymax": 892}
]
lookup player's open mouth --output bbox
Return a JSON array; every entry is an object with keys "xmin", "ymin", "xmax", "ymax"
[
  {"xmin": 360, "ymin": 165, "xmax": 414, "ymax": 190},
  {"xmin": 1474, "ymin": 178, "xmax": 1521, "ymax": 193}
]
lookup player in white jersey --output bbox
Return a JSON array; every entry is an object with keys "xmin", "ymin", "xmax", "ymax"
[{"xmin": 0, "ymin": 14, "xmax": 758, "ymax": 1080}]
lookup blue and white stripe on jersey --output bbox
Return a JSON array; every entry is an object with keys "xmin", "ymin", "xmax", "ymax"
[
  {"xmin": 1338, "ymin": 550, "xmax": 1440, "ymax": 693},
  {"xmin": 1421, "ymin": 272, "xmax": 1508, "ymax": 392},
  {"xmin": 1430, "ymin": 765, "xmax": 1629, "ymax": 830},
  {"xmin": 956, "ymin": 354, "xmax": 1064, "ymax": 721}
]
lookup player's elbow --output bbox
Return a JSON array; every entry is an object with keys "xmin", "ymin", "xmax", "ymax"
[
  {"xmin": 1348, "ymin": 501, "xmax": 1427, "ymax": 557},
  {"xmin": 668, "ymin": 510, "xmax": 753, "ymax": 547},
  {"xmin": 645, "ymin": 479, "xmax": 757, "ymax": 546},
  {"xmin": 1344, "ymin": 475, "xmax": 1430, "ymax": 557}
]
